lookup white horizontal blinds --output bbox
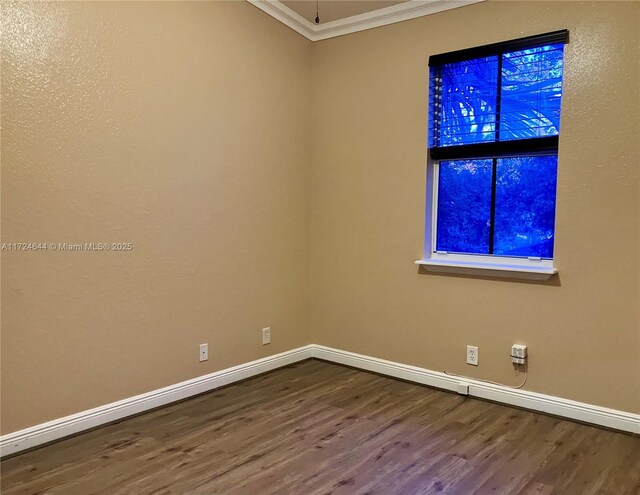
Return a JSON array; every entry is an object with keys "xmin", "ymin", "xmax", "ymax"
[
  {"xmin": 428, "ymin": 30, "xmax": 568, "ymax": 160},
  {"xmin": 432, "ymin": 57, "xmax": 499, "ymax": 147},
  {"xmin": 499, "ymin": 44, "xmax": 564, "ymax": 141}
]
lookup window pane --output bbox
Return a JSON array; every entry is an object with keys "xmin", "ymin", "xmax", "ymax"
[
  {"xmin": 431, "ymin": 57, "xmax": 499, "ymax": 147},
  {"xmin": 500, "ymin": 44, "xmax": 564, "ymax": 141},
  {"xmin": 493, "ymin": 156, "xmax": 558, "ymax": 258},
  {"xmin": 436, "ymin": 159, "xmax": 493, "ymax": 255}
]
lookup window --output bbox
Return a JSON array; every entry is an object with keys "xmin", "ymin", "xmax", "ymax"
[{"xmin": 420, "ymin": 31, "xmax": 568, "ymax": 278}]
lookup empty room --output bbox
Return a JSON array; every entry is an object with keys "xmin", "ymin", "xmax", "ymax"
[{"xmin": 1, "ymin": 0, "xmax": 639, "ymax": 493}]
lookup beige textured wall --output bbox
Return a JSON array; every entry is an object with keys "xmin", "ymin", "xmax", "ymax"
[
  {"xmin": 310, "ymin": 1, "xmax": 640, "ymax": 413},
  {"xmin": 1, "ymin": 0, "xmax": 639, "ymax": 436},
  {"xmin": 1, "ymin": 1, "xmax": 312, "ymax": 434}
]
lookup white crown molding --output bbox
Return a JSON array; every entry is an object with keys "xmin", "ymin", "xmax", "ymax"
[
  {"xmin": 2, "ymin": 343, "xmax": 637, "ymax": 458},
  {"xmin": 309, "ymin": 0, "xmax": 484, "ymax": 41},
  {"xmin": 247, "ymin": 0, "xmax": 313, "ymax": 39},
  {"xmin": 247, "ymin": 0, "xmax": 485, "ymax": 42}
]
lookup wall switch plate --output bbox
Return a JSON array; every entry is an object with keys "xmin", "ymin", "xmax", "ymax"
[
  {"xmin": 262, "ymin": 327, "xmax": 271, "ymax": 345},
  {"xmin": 466, "ymin": 345, "xmax": 478, "ymax": 366},
  {"xmin": 199, "ymin": 343, "xmax": 208, "ymax": 362}
]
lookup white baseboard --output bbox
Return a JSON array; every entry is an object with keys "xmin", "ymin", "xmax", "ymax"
[
  {"xmin": 2, "ymin": 343, "xmax": 637, "ymax": 458},
  {"xmin": 0, "ymin": 345, "xmax": 314, "ymax": 458},
  {"xmin": 311, "ymin": 345, "xmax": 640, "ymax": 435}
]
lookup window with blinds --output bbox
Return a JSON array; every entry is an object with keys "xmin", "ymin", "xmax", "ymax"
[{"xmin": 426, "ymin": 31, "xmax": 568, "ymax": 261}]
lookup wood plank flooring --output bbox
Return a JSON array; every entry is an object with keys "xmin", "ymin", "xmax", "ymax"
[{"xmin": 2, "ymin": 359, "xmax": 639, "ymax": 495}]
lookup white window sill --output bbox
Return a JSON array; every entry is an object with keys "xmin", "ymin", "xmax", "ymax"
[{"xmin": 415, "ymin": 259, "xmax": 557, "ymax": 281}]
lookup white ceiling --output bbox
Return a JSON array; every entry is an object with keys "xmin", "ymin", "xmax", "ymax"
[{"xmin": 281, "ymin": 0, "xmax": 409, "ymax": 24}]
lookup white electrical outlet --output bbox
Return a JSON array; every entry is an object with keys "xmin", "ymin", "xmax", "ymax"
[
  {"xmin": 511, "ymin": 344, "xmax": 527, "ymax": 364},
  {"xmin": 466, "ymin": 345, "xmax": 478, "ymax": 366},
  {"xmin": 262, "ymin": 327, "xmax": 271, "ymax": 345},
  {"xmin": 199, "ymin": 343, "xmax": 208, "ymax": 362}
]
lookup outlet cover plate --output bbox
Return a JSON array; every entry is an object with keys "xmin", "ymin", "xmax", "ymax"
[
  {"xmin": 466, "ymin": 345, "xmax": 478, "ymax": 366},
  {"xmin": 262, "ymin": 327, "xmax": 271, "ymax": 345},
  {"xmin": 199, "ymin": 343, "xmax": 208, "ymax": 362}
]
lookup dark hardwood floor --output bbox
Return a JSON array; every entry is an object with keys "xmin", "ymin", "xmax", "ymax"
[{"xmin": 1, "ymin": 359, "xmax": 639, "ymax": 494}]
